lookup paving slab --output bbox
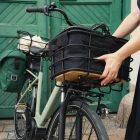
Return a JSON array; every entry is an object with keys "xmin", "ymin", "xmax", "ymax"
[
  {"xmin": 0, "ymin": 125, "xmax": 4, "ymax": 132},
  {"xmin": 0, "ymin": 132, "xmax": 8, "ymax": 140},
  {"xmin": 7, "ymin": 132, "xmax": 16, "ymax": 140},
  {"xmin": 3, "ymin": 125, "xmax": 14, "ymax": 132}
]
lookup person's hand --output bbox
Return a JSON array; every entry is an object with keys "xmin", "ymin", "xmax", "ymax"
[{"xmin": 98, "ymin": 53, "xmax": 123, "ymax": 86}]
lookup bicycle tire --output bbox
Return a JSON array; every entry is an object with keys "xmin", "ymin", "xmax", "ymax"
[
  {"xmin": 14, "ymin": 104, "xmax": 29, "ymax": 140},
  {"xmin": 14, "ymin": 84, "xmax": 35, "ymax": 140},
  {"xmin": 47, "ymin": 100, "xmax": 109, "ymax": 140}
]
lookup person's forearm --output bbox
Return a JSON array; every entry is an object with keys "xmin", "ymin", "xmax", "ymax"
[
  {"xmin": 115, "ymin": 33, "xmax": 140, "ymax": 60},
  {"xmin": 113, "ymin": 9, "xmax": 140, "ymax": 38}
]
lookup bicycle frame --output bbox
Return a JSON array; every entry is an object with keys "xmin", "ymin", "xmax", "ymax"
[
  {"xmin": 15, "ymin": 54, "xmax": 110, "ymax": 140},
  {"xmin": 16, "ymin": 57, "xmax": 62, "ymax": 128},
  {"xmin": 35, "ymin": 72, "xmax": 61, "ymax": 127}
]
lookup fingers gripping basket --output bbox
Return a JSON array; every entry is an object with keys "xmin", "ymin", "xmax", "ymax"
[{"xmin": 49, "ymin": 25, "xmax": 131, "ymax": 85}]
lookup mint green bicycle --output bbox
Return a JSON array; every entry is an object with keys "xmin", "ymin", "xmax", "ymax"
[
  {"xmin": 14, "ymin": 36, "xmax": 108, "ymax": 140},
  {"xmin": 14, "ymin": 35, "xmax": 108, "ymax": 140},
  {"xmin": 14, "ymin": 2, "xmax": 128, "ymax": 140}
]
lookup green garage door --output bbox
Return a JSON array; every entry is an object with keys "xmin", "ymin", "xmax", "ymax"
[
  {"xmin": 0, "ymin": 0, "xmax": 130, "ymax": 118},
  {"xmin": 0, "ymin": 0, "xmax": 50, "ymax": 118}
]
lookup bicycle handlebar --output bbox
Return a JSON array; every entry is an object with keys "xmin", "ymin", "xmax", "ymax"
[
  {"xmin": 26, "ymin": 2, "xmax": 76, "ymax": 26},
  {"xmin": 26, "ymin": 7, "xmax": 45, "ymax": 13}
]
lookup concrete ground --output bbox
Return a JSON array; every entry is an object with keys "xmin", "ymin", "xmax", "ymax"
[
  {"xmin": 0, "ymin": 115, "xmax": 126, "ymax": 140},
  {"xmin": 102, "ymin": 115, "xmax": 126, "ymax": 140}
]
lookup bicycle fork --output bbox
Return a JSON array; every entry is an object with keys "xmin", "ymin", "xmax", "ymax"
[
  {"xmin": 58, "ymin": 89, "xmax": 83, "ymax": 140},
  {"xmin": 59, "ymin": 90, "xmax": 67, "ymax": 140}
]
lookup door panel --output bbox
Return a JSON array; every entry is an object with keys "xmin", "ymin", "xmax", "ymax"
[
  {"xmin": 0, "ymin": 0, "xmax": 49, "ymax": 118},
  {"xmin": 0, "ymin": 0, "xmax": 130, "ymax": 118}
]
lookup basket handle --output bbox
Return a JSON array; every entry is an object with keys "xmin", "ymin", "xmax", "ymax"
[{"xmin": 91, "ymin": 24, "xmax": 110, "ymax": 35}]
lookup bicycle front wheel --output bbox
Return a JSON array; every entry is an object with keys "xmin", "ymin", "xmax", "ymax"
[{"xmin": 47, "ymin": 100, "xmax": 109, "ymax": 140}]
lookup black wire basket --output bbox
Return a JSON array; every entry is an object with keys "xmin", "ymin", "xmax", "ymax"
[{"xmin": 49, "ymin": 24, "xmax": 132, "ymax": 88}]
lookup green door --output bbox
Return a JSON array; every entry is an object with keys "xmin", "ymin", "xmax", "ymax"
[
  {"xmin": 0, "ymin": 0, "xmax": 50, "ymax": 118},
  {"xmin": 50, "ymin": 0, "xmax": 131, "ymax": 112},
  {"xmin": 0, "ymin": 0, "xmax": 130, "ymax": 118}
]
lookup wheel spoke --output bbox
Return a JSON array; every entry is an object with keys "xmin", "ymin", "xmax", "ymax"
[
  {"xmin": 48, "ymin": 103, "xmax": 103, "ymax": 140},
  {"xmin": 83, "ymin": 120, "xmax": 91, "ymax": 135},
  {"xmin": 88, "ymin": 127, "xmax": 93, "ymax": 140},
  {"xmin": 68, "ymin": 120, "xmax": 76, "ymax": 139}
]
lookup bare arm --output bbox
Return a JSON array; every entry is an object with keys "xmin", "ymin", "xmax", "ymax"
[
  {"xmin": 113, "ymin": 7, "xmax": 140, "ymax": 38},
  {"xmin": 115, "ymin": 33, "xmax": 140, "ymax": 61},
  {"xmin": 98, "ymin": 7, "xmax": 140, "ymax": 86}
]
